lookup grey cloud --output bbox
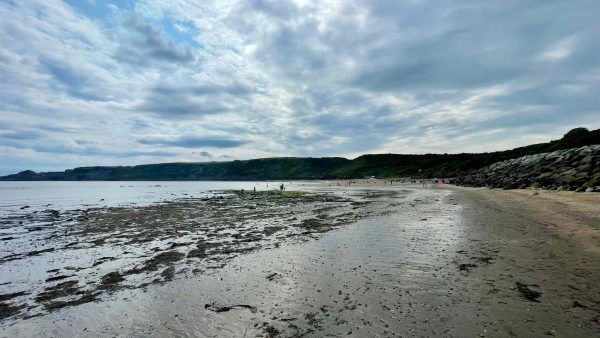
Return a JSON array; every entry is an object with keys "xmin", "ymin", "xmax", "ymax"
[
  {"xmin": 490, "ymin": 83, "xmax": 599, "ymax": 113},
  {"xmin": 346, "ymin": 19, "xmax": 527, "ymax": 92},
  {"xmin": 139, "ymin": 82, "xmax": 254, "ymax": 118},
  {"xmin": 245, "ymin": 0, "xmax": 298, "ymax": 19},
  {"xmin": 153, "ymin": 82, "xmax": 253, "ymax": 97},
  {"xmin": 30, "ymin": 143, "xmax": 107, "ymax": 156},
  {"xmin": 40, "ymin": 58, "xmax": 106, "ymax": 101},
  {"xmin": 138, "ymin": 135, "xmax": 246, "ymax": 148},
  {"xmin": 29, "ymin": 143, "xmax": 177, "ymax": 158},
  {"xmin": 256, "ymin": 23, "xmax": 328, "ymax": 77},
  {"xmin": 115, "ymin": 16, "xmax": 194, "ymax": 66},
  {"xmin": 119, "ymin": 150, "xmax": 178, "ymax": 157},
  {"xmin": 140, "ymin": 96, "xmax": 228, "ymax": 117},
  {"xmin": 0, "ymin": 135, "xmax": 177, "ymax": 158},
  {"xmin": 350, "ymin": 48, "xmax": 520, "ymax": 92},
  {"xmin": 0, "ymin": 130, "xmax": 42, "ymax": 140},
  {"xmin": 75, "ymin": 139, "xmax": 94, "ymax": 145},
  {"xmin": 191, "ymin": 151, "xmax": 213, "ymax": 158}
]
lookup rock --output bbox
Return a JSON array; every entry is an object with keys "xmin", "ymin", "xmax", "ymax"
[
  {"xmin": 264, "ymin": 325, "xmax": 281, "ymax": 337},
  {"xmin": 455, "ymin": 145, "xmax": 600, "ymax": 190},
  {"xmin": 586, "ymin": 187, "xmax": 594, "ymax": 192},
  {"xmin": 578, "ymin": 163, "xmax": 592, "ymax": 172},
  {"xmin": 515, "ymin": 282, "xmax": 541, "ymax": 302},
  {"xmin": 458, "ymin": 263, "xmax": 477, "ymax": 272},
  {"xmin": 204, "ymin": 303, "xmax": 257, "ymax": 313},
  {"xmin": 580, "ymin": 155, "xmax": 593, "ymax": 164},
  {"xmin": 572, "ymin": 300, "xmax": 589, "ymax": 308}
]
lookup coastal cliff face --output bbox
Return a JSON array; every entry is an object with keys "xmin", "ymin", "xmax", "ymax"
[{"xmin": 454, "ymin": 145, "xmax": 600, "ymax": 191}]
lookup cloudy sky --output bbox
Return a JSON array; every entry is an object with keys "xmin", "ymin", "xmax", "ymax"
[{"xmin": 1, "ymin": 0, "xmax": 599, "ymax": 174}]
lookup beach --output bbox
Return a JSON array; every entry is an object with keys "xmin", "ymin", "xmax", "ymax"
[{"xmin": 0, "ymin": 181, "xmax": 598, "ymax": 337}]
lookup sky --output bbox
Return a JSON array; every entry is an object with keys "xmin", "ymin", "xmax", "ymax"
[{"xmin": 1, "ymin": 0, "xmax": 600, "ymax": 175}]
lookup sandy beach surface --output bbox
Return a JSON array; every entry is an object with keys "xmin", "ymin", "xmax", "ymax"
[{"xmin": 0, "ymin": 181, "xmax": 599, "ymax": 337}]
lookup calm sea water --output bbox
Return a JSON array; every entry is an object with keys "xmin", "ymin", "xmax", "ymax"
[{"xmin": 0, "ymin": 181, "xmax": 312, "ymax": 217}]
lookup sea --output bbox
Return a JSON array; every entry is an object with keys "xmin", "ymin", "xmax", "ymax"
[{"xmin": 0, "ymin": 181, "xmax": 313, "ymax": 217}]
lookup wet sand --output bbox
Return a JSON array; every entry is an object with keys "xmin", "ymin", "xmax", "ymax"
[
  {"xmin": 0, "ymin": 183, "xmax": 599, "ymax": 337},
  {"xmin": 448, "ymin": 186, "xmax": 600, "ymax": 336}
]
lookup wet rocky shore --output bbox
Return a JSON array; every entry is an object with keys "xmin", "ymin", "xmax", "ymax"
[{"xmin": 0, "ymin": 189, "xmax": 394, "ymax": 322}]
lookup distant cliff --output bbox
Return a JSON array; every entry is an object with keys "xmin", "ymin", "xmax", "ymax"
[
  {"xmin": 1, "ymin": 127, "xmax": 599, "ymax": 181},
  {"xmin": 0, "ymin": 157, "xmax": 351, "ymax": 181}
]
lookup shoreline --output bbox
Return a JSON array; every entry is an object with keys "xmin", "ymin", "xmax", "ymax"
[{"xmin": 0, "ymin": 183, "xmax": 599, "ymax": 336}]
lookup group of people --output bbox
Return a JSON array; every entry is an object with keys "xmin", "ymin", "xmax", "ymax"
[
  {"xmin": 418, "ymin": 178, "xmax": 448, "ymax": 187},
  {"xmin": 248, "ymin": 178, "xmax": 452, "ymax": 192},
  {"xmin": 242, "ymin": 183, "xmax": 286, "ymax": 194}
]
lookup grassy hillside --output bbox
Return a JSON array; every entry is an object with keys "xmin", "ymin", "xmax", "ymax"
[
  {"xmin": 2, "ymin": 127, "xmax": 599, "ymax": 181},
  {"xmin": 3, "ymin": 157, "xmax": 351, "ymax": 180}
]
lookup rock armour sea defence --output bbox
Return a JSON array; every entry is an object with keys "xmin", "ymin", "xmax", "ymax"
[{"xmin": 455, "ymin": 145, "xmax": 599, "ymax": 191}]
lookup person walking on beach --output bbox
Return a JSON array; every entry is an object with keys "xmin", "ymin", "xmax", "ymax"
[{"xmin": 280, "ymin": 183, "xmax": 285, "ymax": 192}]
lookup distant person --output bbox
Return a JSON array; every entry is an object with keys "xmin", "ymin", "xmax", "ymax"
[
  {"xmin": 280, "ymin": 183, "xmax": 284, "ymax": 192},
  {"xmin": 253, "ymin": 186, "xmax": 256, "ymax": 192}
]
